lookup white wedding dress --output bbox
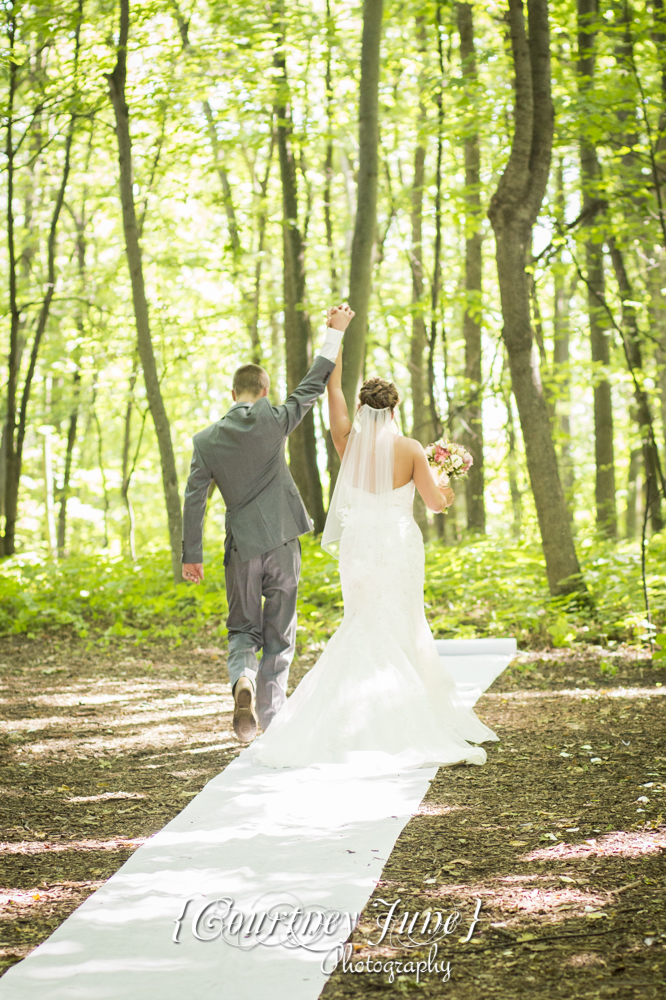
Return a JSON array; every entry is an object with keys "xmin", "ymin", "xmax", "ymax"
[{"xmin": 249, "ymin": 406, "xmax": 498, "ymax": 773}]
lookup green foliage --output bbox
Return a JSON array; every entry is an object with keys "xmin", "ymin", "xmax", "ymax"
[
  {"xmin": 0, "ymin": 532, "xmax": 664, "ymax": 652},
  {"xmin": 0, "ymin": 550, "xmax": 228, "ymax": 644},
  {"xmin": 652, "ymin": 634, "xmax": 666, "ymax": 662},
  {"xmin": 2, "ymin": 0, "xmax": 666, "ymax": 635},
  {"xmin": 423, "ymin": 531, "xmax": 666, "ymax": 648}
]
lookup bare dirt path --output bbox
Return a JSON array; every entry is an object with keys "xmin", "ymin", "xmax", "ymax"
[{"xmin": 1, "ymin": 637, "xmax": 664, "ymax": 998}]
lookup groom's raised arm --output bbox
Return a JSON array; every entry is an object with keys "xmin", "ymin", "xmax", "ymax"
[
  {"xmin": 272, "ymin": 311, "xmax": 352, "ymax": 436},
  {"xmin": 273, "ymin": 305, "xmax": 354, "ymax": 434}
]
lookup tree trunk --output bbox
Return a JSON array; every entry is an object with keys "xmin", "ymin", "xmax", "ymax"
[
  {"xmin": 106, "ymin": 0, "xmax": 182, "ymax": 580},
  {"xmin": 645, "ymin": 252, "xmax": 666, "ymax": 463},
  {"xmin": 553, "ymin": 265, "xmax": 575, "ymax": 511},
  {"xmin": 272, "ymin": 16, "xmax": 326, "ymax": 533},
  {"xmin": 488, "ymin": 0, "xmax": 585, "ymax": 597},
  {"xmin": 3, "ymin": 31, "xmax": 43, "ymax": 553},
  {"xmin": 57, "ymin": 384, "xmax": 79, "ymax": 558},
  {"xmin": 553, "ymin": 160, "xmax": 575, "ymax": 514},
  {"xmin": 625, "ymin": 445, "xmax": 641, "ymax": 539},
  {"xmin": 324, "ymin": 0, "xmax": 339, "ymax": 302},
  {"xmin": 121, "ymin": 361, "xmax": 139, "ymax": 560},
  {"xmin": 203, "ymin": 101, "xmax": 242, "ymax": 265},
  {"xmin": 577, "ymin": 0, "xmax": 617, "ymax": 538},
  {"xmin": 506, "ymin": 393, "xmax": 523, "ymax": 538},
  {"xmin": 458, "ymin": 1, "xmax": 486, "ymax": 533},
  {"xmin": 407, "ymin": 18, "xmax": 430, "ymax": 537},
  {"xmin": 92, "ymin": 396, "xmax": 110, "ymax": 549},
  {"xmin": 248, "ymin": 138, "xmax": 274, "ymax": 366},
  {"xmin": 4, "ymin": 92, "xmax": 76, "ymax": 556},
  {"xmin": 173, "ymin": 6, "xmax": 265, "ymax": 357},
  {"xmin": 0, "ymin": 420, "xmax": 7, "ymax": 521},
  {"xmin": 59, "ymin": 193, "xmax": 87, "ymax": 557},
  {"xmin": 43, "ymin": 379, "xmax": 57, "ymax": 558},
  {"xmin": 56, "ymin": 384, "xmax": 80, "ymax": 557},
  {"xmin": 652, "ymin": 0, "xmax": 666, "ymax": 189},
  {"xmin": 341, "ymin": 0, "xmax": 384, "ymax": 413},
  {"xmin": 323, "ymin": 0, "xmax": 341, "ymax": 502},
  {"xmin": 608, "ymin": 240, "xmax": 664, "ymax": 532},
  {"xmin": 409, "ymin": 139, "xmax": 429, "ymax": 447},
  {"xmin": 428, "ymin": 0, "xmax": 447, "ymax": 449},
  {"xmin": 2, "ymin": 13, "xmax": 20, "ymax": 557}
]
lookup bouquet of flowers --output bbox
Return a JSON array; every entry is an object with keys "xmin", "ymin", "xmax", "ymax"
[{"xmin": 424, "ymin": 438, "xmax": 473, "ymax": 486}]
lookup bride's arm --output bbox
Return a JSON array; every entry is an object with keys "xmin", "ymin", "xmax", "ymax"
[
  {"xmin": 411, "ymin": 441, "xmax": 455, "ymax": 512},
  {"xmin": 327, "ymin": 313, "xmax": 353, "ymax": 458}
]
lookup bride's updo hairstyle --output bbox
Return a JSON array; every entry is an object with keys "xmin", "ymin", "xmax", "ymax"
[{"xmin": 359, "ymin": 376, "xmax": 400, "ymax": 411}]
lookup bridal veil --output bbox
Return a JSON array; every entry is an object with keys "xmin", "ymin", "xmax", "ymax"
[{"xmin": 321, "ymin": 403, "xmax": 397, "ymax": 558}]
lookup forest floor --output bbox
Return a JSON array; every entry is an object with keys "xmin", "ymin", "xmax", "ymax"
[{"xmin": 0, "ymin": 634, "xmax": 664, "ymax": 999}]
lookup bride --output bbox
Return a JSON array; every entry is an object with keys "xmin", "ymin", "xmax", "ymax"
[{"xmin": 249, "ymin": 308, "xmax": 498, "ymax": 772}]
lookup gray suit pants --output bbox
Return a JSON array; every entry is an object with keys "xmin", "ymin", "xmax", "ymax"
[{"xmin": 225, "ymin": 537, "xmax": 301, "ymax": 730}]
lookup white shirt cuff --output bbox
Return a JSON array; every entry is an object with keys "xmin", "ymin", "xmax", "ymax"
[{"xmin": 317, "ymin": 326, "xmax": 344, "ymax": 363}]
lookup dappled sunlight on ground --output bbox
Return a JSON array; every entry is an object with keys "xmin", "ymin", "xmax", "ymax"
[
  {"xmin": 566, "ymin": 951, "xmax": 608, "ymax": 967},
  {"xmin": 1, "ymin": 636, "xmax": 664, "ymax": 997},
  {"xmin": 524, "ymin": 829, "xmax": 666, "ymax": 862},
  {"xmin": 416, "ymin": 803, "xmax": 464, "ymax": 817},
  {"xmin": 322, "ymin": 655, "xmax": 666, "ymax": 999},
  {"xmin": 66, "ymin": 792, "xmax": 147, "ymax": 804},
  {"xmin": 0, "ymin": 635, "xmax": 246, "ymax": 979},
  {"xmin": 0, "ymin": 838, "xmax": 146, "ymax": 855},
  {"xmin": 487, "ymin": 686, "xmax": 666, "ymax": 701}
]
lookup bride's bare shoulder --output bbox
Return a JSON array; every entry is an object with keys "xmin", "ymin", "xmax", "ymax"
[
  {"xmin": 395, "ymin": 435, "xmax": 424, "ymax": 455},
  {"xmin": 394, "ymin": 437, "xmax": 423, "ymax": 481}
]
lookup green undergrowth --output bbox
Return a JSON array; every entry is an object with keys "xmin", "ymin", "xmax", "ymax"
[{"xmin": 0, "ymin": 531, "xmax": 664, "ymax": 651}]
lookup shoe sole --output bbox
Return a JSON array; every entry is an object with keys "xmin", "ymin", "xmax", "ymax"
[{"xmin": 233, "ymin": 686, "xmax": 258, "ymax": 742}]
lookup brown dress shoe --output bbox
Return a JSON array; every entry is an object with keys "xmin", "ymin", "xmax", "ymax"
[{"xmin": 233, "ymin": 676, "xmax": 258, "ymax": 742}]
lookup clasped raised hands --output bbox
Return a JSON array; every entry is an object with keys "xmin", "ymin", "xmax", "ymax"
[{"xmin": 327, "ymin": 303, "xmax": 355, "ymax": 331}]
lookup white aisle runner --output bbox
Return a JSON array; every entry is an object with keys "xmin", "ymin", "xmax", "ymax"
[{"xmin": 0, "ymin": 639, "xmax": 515, "ymax": 1000}]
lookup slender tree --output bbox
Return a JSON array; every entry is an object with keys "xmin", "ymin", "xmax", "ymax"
[
  {"xmin": 2, "ymin": 9, "xmax": 20, "ymax": 556},
  {"xmin": 322, "ymin": 0, "xmax": 342, "ymax": 499},
  {"xmin": 106, "ymin": 0, "xmax": 182, "ymax": 580},
  {"xmin": 428, "ymin": 0, "xmax": 446, "ymax": 447},
  {"xmin": 408, "ymin": 17, "xmax": 430, "ymax": 536},
  {"xmin": 609, "ymin": 240, "xmax": 664, "ymax": 531},
  {"xmin": 247, "ymin": 139, "xmax": 275, "ymax": 366},
  {"xmin": 552, "ymin": 160, "xmax": 575, "ymax": 513},
  {"xmin": 652, "ymin": 0, "xmax": 666, "ymax": 185},
  {"xmin": 272, "ymin": 11, "xmax": 326, "ymax": 532},
  {"xmin": 626, "ymin": 445, "xmax": 641, "ymax": 539},
  {"xmin": 409, "ymin": 18, "xmax": 430, "ymax": 447},
  {"xmin": 323, "ymin": 0, "xmax": 339, "ymax": 303},
  {"xmin": 341, "ymin": 0, "xmax": 384, "ymax": 412},
  {"xmin": 58, "ymin": 176, "xmax": 90, "ymax": 556},
  {"xmin": 120, "ymin": 360, "xmax": 138, "ymax": 560},
  {"xmin": 458, "ymin": 1, "xmax": 485, "ymax": 533},
  {"xmin": 577, "ymin": 0, "xmax": 617, "ymax": 537},
  {"xmin": 488, "ymin": 0, "xmax": 586, "ymax": 596},
  {"xmin": 3, "ymin": 7, "xmax": 81, "ymax": 556},
  {"xmin": 42, "ymin": 378, "xmax": 57, "ymax": 558}
]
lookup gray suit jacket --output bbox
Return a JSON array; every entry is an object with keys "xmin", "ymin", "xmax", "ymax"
[{"xmin": 182, "ymin": 355, "xmax": 335, "ymax": 564}]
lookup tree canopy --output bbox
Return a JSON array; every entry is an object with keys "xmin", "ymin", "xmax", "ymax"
[{"xmin": 2, "ymin": 0, "xmax": 666, "ymax": 640}]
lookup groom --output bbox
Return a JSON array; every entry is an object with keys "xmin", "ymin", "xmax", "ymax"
[{"xmin": 181, "ymin": 304, "xmax": 354, "ymax": 742}]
